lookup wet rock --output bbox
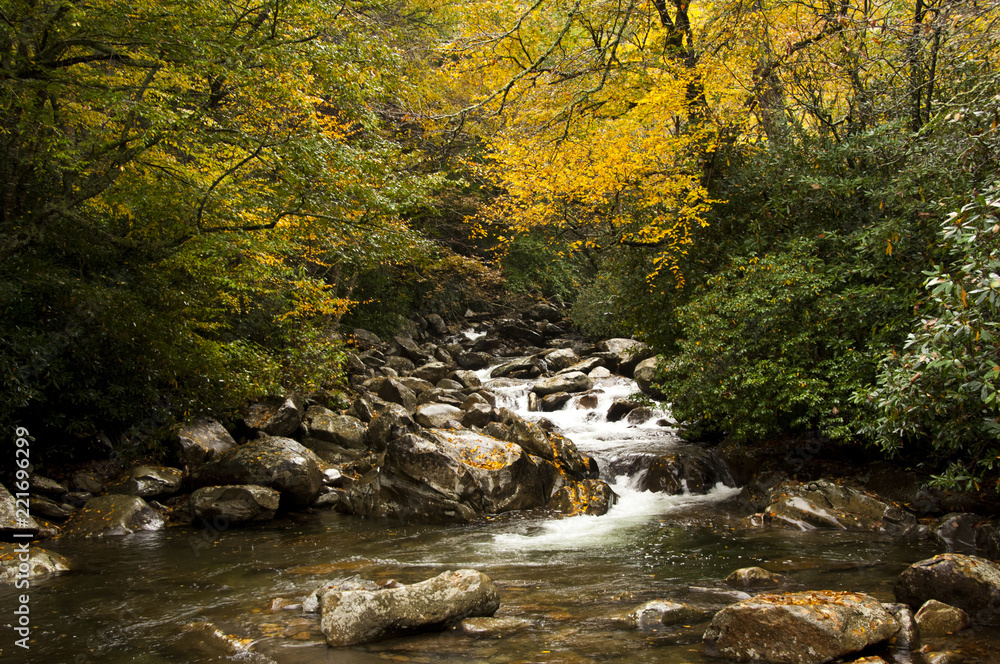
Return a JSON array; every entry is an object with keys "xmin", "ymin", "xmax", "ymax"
[
  {"xmin": 29, "ymin": 495, "xmax": 76, "ymax": 521},
  {"xmin": 28, "ymin": 474, "xmax": 68, "ymax": 496},
  {"xmin": 543, "ymin": 348, "xmax": 580, "ymax": 372},
  {"xmin": 450, "ymin": 369, "xmax": 483, "ymax": 389},
  {"xmin": 977, "ymin": 520, "xmax": 1000, "ymax": 560},
  {"xmin": 456, "ymin": 351, "xmax": 494, "ymax": 371},
  {"xmin": 598, "ymin": 338, "xmax": 652, "ymax": 377},
  {"xmin": 637, "ymin": 449, "xmax": 731, "ymax": 495},
  {"xmin": 633, "ymin": 356, "xmax": 664, "ymax": 399},
  {"xmin": 459, "ymin": 616, "xmax": 533, "ymax": 637},
  {"xmin": 461, "ymin": 403, "xmax": 494, "ymax": 428},
  {"xmin": 244, "ymin": 394, "xmax": 304, "ymax": 437},
  {"xmin": 306, "ymin": 407, "xmax": 366, "ymax": 450},
  {"xmin": 758, "ymin": 479, "xmax": 922, "ymax": 537},
  {"xmin": 703, "ymin": 590, "xmax": 901, "ymax": 664},
  {"xmin": 497, "ymin": 319, "xmax": 544, "ymax": 346},
  {"xmin": 625, "ymin": 600, "xmax": 704, "ymax": 630},
  {"xmin": 607, "ymin": 399, "xmax": 642, "ymax": 422},
  {"xmin": 61, "ymin": 494, "xmax": 165, "ymax": 538},
  {"xmin": 540, "ymin": 392, "xmax": 573, "ymax": 412},
  {"xmin": 425, "ymin": 313, "xmax": 449, "ymax": 336},
  {"xmin": 625, "ymin": 406, "xmax": 654, "ymax": 424},
  {"xmin": 321, "ymin": 569, "xmax": 500, "ymax": 646},
  {"xmin": 437, "ymin": 378, "xmax": 465, "ymax": 391},
  {"xmin": 191, "ymin": 437, "xmax": 323, "ymax": 509},
  {"xmin": 106, "ymin": 465, "xmax": 183, "ymax": 498},
  {"xmin": 1, "ymin": 482, "xmax": 40, "ymax": 537},
  {"xmin": 558, "ymin": 357, "xmax": 605, "ymax": 375},
  {"xmin": 385, "ymin": 355, "xmax": 415, "ymax": 375},
  {"xmin": 883, "ymin": 602, "xmax": 919, "ymax": 651},
  {"xmin": 343, "ymin": 430, "xmax": 550, "ymax": 522},
  {"xmin": 0, "ymin": 543, "xmax": 70, "ymax": 583},
  {"xmin": 547, "ymin": 479, "xmax": 617, "ymax": 516},
  {"xmin": 532, "ymin": 371, "xmax": 592, "ymax": 396},
  {"xmin": 724, "ymin": 566, "xmax": 787, "ymax": 590},
  {"xmin": 178, "ymin": 418, "xmax": 237, "ymax": 468},
  {"xmin": 398, "ymin": 376, "xmax": 436, "ymax": 395},
  {"xmin": 189, "ymin": 485, "xmax": 281, "ymax": 524},
  {"xmin": 72, "ymin": 470, "xmax": 104, "ymax": 495},
  {"xmin": 895, "ymin": 553, "xmax": 1000, "ymax": 625},
  {"xmin": 914, "ymin": 599, "xmax": 970, "ymax": 636},
  {"xmin": 375, "ymin": 378, "xmax": 418, "ymax": 414},
  {"xmin": 491, "ymin": 357, "xmax": 543, "ymax": 379},
  {"xmin": 506, "ymin": 418, "xmax": 554, "ymax": 460},
  {"xmin": 415, "ymin": 403, "xmax": 463, "ymax": 428},
  {"xmin": 393, "ymin": 335, "xmax": 433, "ymax": 363},
  {"xmin": 365, "ymin": 404, "xmax": 416, "ymax": 451},
  {"xmin": 930, "ymin": 512, "xmax": 980, "ymax": 553}
]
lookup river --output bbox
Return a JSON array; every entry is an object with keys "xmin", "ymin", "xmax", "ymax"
[{"xmin": 0, "ymin": 366, "xmax": 964, "ymax": 664}]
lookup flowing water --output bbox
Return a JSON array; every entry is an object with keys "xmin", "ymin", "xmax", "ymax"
[{"xmin": 3, "ymin": 367, "xmax": 978, "ymax": 664}]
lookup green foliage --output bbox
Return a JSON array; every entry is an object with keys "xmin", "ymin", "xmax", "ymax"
[
  {"xmin": 857, "ymin": 188, "xmax": 1000, "ymax": 489},
  {"xmin": 502, "ymin": 233, "xmax": 582, "ymax": 302}
]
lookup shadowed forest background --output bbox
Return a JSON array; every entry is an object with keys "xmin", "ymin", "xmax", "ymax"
[{"xmin": 2, "ymin": 0, "xmax": 1000, "ymax": 491}]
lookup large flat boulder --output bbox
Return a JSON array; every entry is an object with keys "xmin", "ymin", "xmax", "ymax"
[
  {"xmin": 895, "ymin": 553, "xmax": 1000, "ymax": 625},
  {"xmin": 178, "ymin": 418, "xmax": 236, "ymax": 468},
  {"xmin": 106, "ymin": 465, "xmax": 183, "ymax": 498},
  {"xmin": 321, "ymin": 569, "xmax": 500, "ymax": 646},
  {"xmin": 532, "ymin": 371, "xmax": 592, "ymax": 396},
  {"xmin": 191, "ymin": 437, "xmax": 323, "ymax": 509},
  {"xmin": 189, "ymin": 485, "xmax": 281, "ymax": 524},
  {"xmin": 305, "ymin": 406, "xmax": 366, "ymax": 449},
  {"xmin": 703, "ymin": 590, "xmax": 900, "ymax": 664}
]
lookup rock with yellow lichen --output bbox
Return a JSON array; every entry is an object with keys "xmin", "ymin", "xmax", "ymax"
[
  {"xmin": 60, "ymin": 494, "xmax": 165, "ymax": 538},
  {"xmin": 895, "ymin": 553, "xmax": 1000, "ymax": 625},
  {"xmin": 703, "ymin": 590, "xmax": 901, "ymax": 664},
  {"xmin": 0, "ymin": 542, "xmax": 70, "ymax": 583}
]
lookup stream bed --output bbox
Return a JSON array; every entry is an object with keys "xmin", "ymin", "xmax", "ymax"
[{"xmin": 3, "ymin": 370, "xmax": 987, "ymax": 664}]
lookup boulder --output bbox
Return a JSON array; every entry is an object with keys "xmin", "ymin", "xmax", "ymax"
[
  {"xmin": 415, "ymin": 403, "xmax": 463, "ymax": 428},
  {"xmin": 306, "ymin": 407, "xmax": 366, "ymax": 449},
  {"xmin": 914, "ymin": 599, "xmax": 970, "ymax": 636},
  {"xmin": 637, "ymin": 449, "xmax": 731, "ymax": 495},
  {"xmin": 450, "ymin": 369, "xmax": 483, "ymax": 389},
  {"xmin": 978, "ymin": 520, "xmax": 1000, "ymax": 560},
  {"xmin": 633, "ymin": 356, "xmax": 664, "ymax": 399},
  {"xmin": 703, "ymin": 590, "xmax": 901, "ymax": 664},
  {"xmin": 384, "ymin": 355, "xmax": 415, "ymax": 375},
  {"xmin": 759, "ymin": 479, "xmax": 922, "ymax": 537},
  {"xmin": 392, "ymin": 335, "xmax": 433, "ymax": 363},
  {"xmin": 532, "ymin": 371, "xmax": 592, "ymax": 396},
  {"xmin": 1, "ymin": 482, "xmax": 40, "ymax": 537},
  {"xmin": 178, "ymin": 418, "xmax": 237, "ymax": 467},
  {"xmin": 343, "ymin": 430, "xmax": 550, "ymax": 522},
  {"xmin": 458, "ymin": 616, "xmax": 533, "ymax": 637},
  {"xmin": 365, "ymin": 404, "xmax": 417, "ymax": 451},
  {"xmin": 0, "ymin": 543, "xmax": 70, "ymax": 583},
  {"xmin": 491, "ymin": 357, "xmax": 543, "ymax": 379},
  {"xmin": 412, "ymin": 361, "xmax": 453, "ymax": 384},
  {"xmin": 28, "ymin": 474, "xmax": 69, "ymax": 496},
  {"xmin": 598, "ymin": 338, "xmax": 652, "ymax": 376},
  {"xmin": 883, "ymin": 603, "xmax": 918, "ymax": 651},
  {"xmin": 321, "ymin": 569, "xmax": 500, "ymax": 646},
  {"xmin": 607, "ymin": 399, "xmax": 642, "ymax": 422},
  {"xmin": 376, "ymin": 378, "xmax": 418, "ymax": 414},
  {"xmin": 497, "ymin": 319, "xmax": 544, "ymax": 346},
  {"xmin": 425, "ymin": 313, "xmax": 449, "ymax": 336},
  {"xmin": 724, "ymin": 566, "xmax": 787, "ymax": 590},
  {"xmin": 106, "ymin": 465, "xmax": 183, "ymax": 498},
  {"xmin": 189, "ymin": 485, "xmax": 281, "ymax": 524},
  {"xmin": 244, "ymin": 394, "xmax": 303, "ymax": 437},
  {"xmin": 191, "ymin": 437, "xmax": 323, "ymax": 509},
  {"xmin": 547, "ymin": 479, "xmax": 616, "ymax": 516},
  {"xmin": 895, "ymin": 553, "xmax": 1000, "ymax": 625},
  {"xmin": 456, "ymin": 351, "xmax": 494, "ymax": 371},
  {"xmin": 29, "ymin": 495, "xmax": 76, "ymax": 521},
  {"xmin": 461, "ymin": 403, "xmax": 494, "ymax": 428},
  {"xmin": 61, "ymin": 495, "xmax": 165, "ymax": 538},
  {"xmin": 71, "ymin": 470, "xmax": 104, "ymax": 495},
  {"xmin": 624, "ymin": 600, "xmax": 704, "ymax": 630},
  {"xmin": 350, "ymin": 328, "xmax": 382, "ymax": 350},
  {"xmin": 539, "ymin": 392, "xmax": 573, "ymax": 412},
  {"xmin": 543, "ymin": 348, "xmax": 580, "ymax": 372},
  {"xmin": 930, "ymin": 512, "xmax": 980, "ymax": 553}
]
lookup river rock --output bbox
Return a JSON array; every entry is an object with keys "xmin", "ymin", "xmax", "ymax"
[
  {"xmin": 725, "ymin": 566, "xmax": 787, "ymax": 590},
  {"xmin": 532, "ymin": 371, "xmax": 592, "ymax": 396},
  {"xmin": 457, "ymin": 351, "xmax": 493, "ymax": 371},
  {"xmin": 321, "ymin": 569, "xmax": 500, "ymax": 646},
  {"xmin": 191, "ymin": 437, "xmax": 323, "ymax": 509},
  {"xmin": 607, "ymin": 398, "xmax": 642, "ymax": 422},
  {"xmin": 883, "ymin": 602, "xmax": 918, "ymax": 650},
  {"xmin": 543, "ymin": 348, "xmax": 580, "ymax": 372},
  {"xmin": 930, "ymin": 512, "xmax": 980, "ymax": 553},
  {"xmin": 28, "ymin": 474, "xmax": 69, "ymax": 496},
  {"xmin": 365, "ymin": 404, "xmax": 416, "ymax": 451},
  {"xmin": 598, "ymin": 338, "xmax": 652, "ymax": 376},
  {"xmin": 539, "ymin": 392, "xmax": 573, "ymax": 412},
  {"xmin": 178, "ymin": 417, "xmax": 237, "ymax": 468},
  {"xmin": 625, "ymin": 600, "xmax": 704, "ymax": 630},
  {"xmin": 703, "ymin": 590, "xmax": 900, "ymax": 664},
  {"xmin": 895, "ymin": 553, "xmax": 1000, "ymax": 624},
  {"xmin": 633, "ymin": 356, "xmax": 665, "ymax": 399},
  {"xmin": 306, "ymin": 407, "xmax": 366, "ymax": 449},
  {"xmin": 459, "ymin": 616, "xmax": 533, "ymax": 637},
  {"xmin": 547, "ymin": 479, "xmax": 616, "ymax": 516},
  {"xmin": 244, "ymin": 394, "xmax": 303, "ymax": 437},
  {"xmin": 461, "ymin": 402, "xmax": 494, "ymax": 428},
  {"xmin": 0, "ymin": 543, "xmax": 70, "ymax": 583},
  {"xmin": 977, "ymin": 520, "xmax": 1000, "ymax": 559},
  {"xmin": 914, "ymin": 599, "xmax": 970, "ymax": 636},
  {"xmin": 376, "ymin": 378, "xmax": 418, "ymax": 414},
  {"xmin": 450, "ymin": 369, "xmax": 483, "ymax": 389},
  {"xmin": 415, "ymin": 403, "xmax": 463, "ymax": 428},
  {"xmin": 61, "ymin": 495, "xmax": 165, "ymax": 538},
  {"xmin": 1, "ymin": 482, "xmax": 40, "ymax": 537},
  {"xmin": 491, "ymin": 357, "xmax": 543, "ymax": 379},
  {"xmin": 189, "ymin": 485, "xmax": 281, "ymax": 524},
  {"xmin": 344, "ymin": 430, "xmax": 550, "ymax": 522},
  {"xmin": 758, "ymin": 479, "xmax": 922, "ymax": 537},
  {"xmin": 637, "ymin": 449, "xmax": 730, "ymax": 495},
  {"xmin": 29, "ymin": 494, "xmax": 76, "ymax": 521},
  {"xmin": 106, "ymin": 465, "xmax": 183, "ymax": 498},
  {"xmin": 385, "ymin": 354, "xmax": 415, "ymax": 375},
  {"xmin": 72, "ymin": 470, "xmax": 104, "ymax": 495},
  {"xmin": 412, "ymin": 361, "xmax": 452, "ymax": 384}
]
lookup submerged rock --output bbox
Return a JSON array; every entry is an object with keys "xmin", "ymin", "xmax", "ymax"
[
  {"xmin": 895, "ymin": 553, "xmax": 1000, "ymax": 625},
  {"xmin": 61, "ymin": 495, "xmax": 165, "ymax": 538},
  {"xmin": 703, "ymin": 590, "xmax": 900, "ymax": 664},
  {"xmin": 724, "ymin": 566, "xmax": 788, "ymax": 590},
  {"xmin": 623, "ymin": 600, "xmax": 704, "ymax": 630},
  {"xmin": 321, "ymin": 569, "xmax": 500, "ymax": 646}
]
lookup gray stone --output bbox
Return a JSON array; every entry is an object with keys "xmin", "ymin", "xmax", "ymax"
[
  {"xmin": 61, "ymin": 495, "xmax": 165, "ymax": 538},
  {"xmin": 543, "ymin": 348, "xmax": 580, "ymax": 372},
  {"xmin": 724, "ymin": 566, "xmax": 787, "ymax": 590},
  {"xmin": 633, "ymin": 356, "xmax": 664, "ymax": 399},
  {"xmin": 539, "ymin": 392, "xmax": 572, "ymax": 412},
  {"xmin": 0, "ymin": 482, "xmax": 39, "ymax": 537},
  {"xmin": 461, "ymin": 403, "xmax": 494, "ymax": 428},
  {"xmin": 703, "ymin": 590, "xmax": 901, "ymax": 664},
  {"xmin": 0, "ymin": 543, "xmax": 70, "ymax": 583},
  {"xmin": 599, "ymin": 338, "xmax": 652, "ymax": 376},
  {"xmin": 895, "ymin": 553, "xmax": 1000, "ymax": 625},
  {"xmin": 930, "ymin": 512, "xmax": 980, "ymax": 553},
  {"xmin": 29, "ymin": 494, "xmax": 76, "ymax": 521},
  {"xmin": 533, "ymin": 371, "xmax": 592, "ymax": 396},
  {"xmin": 415, "ymin": 403, "xmax": 464, "ymax": 428},
  {"xmin": 189, "ymin": 485, "xmax": 280, "ymax": 524},
  {"xmin": 607, "ymin": 399, "xmax": 642, "ymax": 422},
  {"xmin": 72, "ymin": 471, "xmax": 104, "ymax": 495},
  {"xmin": 914, "ymin": 599, "xmax": 970, "ymax": 636},
  {"xmin": 321, "ymin": 569, "xmax": 500, "ymax": 645},
  {"xmin": 376, "ymin": 378, "xmax": 418, "ymax": 414},
  {"xmin": 178, "ymin": 418, "xmax": 237, "ymax": 468},
  {"xmin": 306, "ymin": 406, "xmax": 366, "ymax": 449},
  {"xmin": 456, "ymin": 351, "xmax": 494, "ymax": 371},
  {"xmin": 244, "ymin": 394, "xmax": 303, "ymax": 437},
  {"xmin": 412, "ymin": 361, "xmax": 453, "ymax": 384},
  {"xmin": 191, "ymin": 437, "xmax": 323, "ymax": 509},
  {"xmin": 626, "ymin": 600, "xmax": 704, "ymax": 630},
  {"xmin": 450, "ymin": 369, "xmax": 483, "ymax": 389},
  {"xmin": 106, "ymin": 465, "xmax": 183, "ymax": 498},
  {"xmin": 459, "ymin": 616, "xmax": 533, "ymax": 637},
  {"xmin": 27, "ymin": 474, "xmax": 68, "ymax": 496}
]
